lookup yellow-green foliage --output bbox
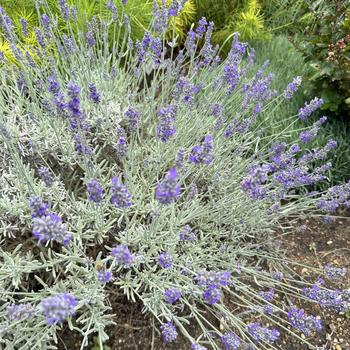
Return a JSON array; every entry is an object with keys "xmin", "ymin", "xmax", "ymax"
[
  {"xmin": 0, "ymin": 39, "xmax": 15, "ymax": 63},
  {"xmin": 166, "ymin": 0, "xmax": 196, "ymax": 41},
  {"xmin": 234, "ymin": 0, "xmax": 268, "ymax": 41},
  {"xmin": 1, "ymin": 0, "xmax": 195, "ymax": 42},
  {"xmin": 0, "ymin": 0, "xmax": 195, "ymax": 66},
  {"xmin": 212, "ymin": 0, "xmax": 268, "ymax": 55}
]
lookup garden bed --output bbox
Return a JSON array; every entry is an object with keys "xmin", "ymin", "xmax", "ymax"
[{"xmin": 57, "ymin": 218, "xmax": 350, "ymax": 350}]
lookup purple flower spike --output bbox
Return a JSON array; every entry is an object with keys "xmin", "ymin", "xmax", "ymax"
[
  {"xmin": 97, "ymin": 269, "xmax": 113, "ymax": 283},
  {"xmin": 288, "ymin": 307, "xmax": 322, "ymax": 336},
  {"xmin": 203, "ymin": 285, "xmax": 223, "ymax": 304},
  {"xmin": 221, "ymin": 331, "xmax": 241, "ymax": 350},
  {"xmin": 195, "ymin": 17, "xmax": 208, "ymax": 36},
  {"xmin": 176, "ymin": 148, "xmax": 186, "ymax": 170},
  {"xmin": 283, "ymin": 76, "xmax": 302, "ymax": 99},
  {"xmin": 324, "ymin": 264, "xmax": 347, "ymax": 280},
  {"xmin": 191, "ymin": 344, "xmax": 207, "ymax": 350},
  {"xmin": 189, "ymin": 135, "xmax": 214, "ymax": 165},
  {"xmin": 161, "ymin": 321, "xmax": 178, "ymax": 343},
  {"xmin": 87, "ymin": 179, "xmax": 104, "ymax": 203},
  {"xmin": 194, "ymin": 270, "xmax": 231, "ymax": 288},
  {"xmin": 6, "ymin": 303, "xmax": 35, "ymax": 321},
  {"xmin": 88, "ymin": 83, "xmax": 101, "ymax": 104},
  {"xmin": 298, "ymin": 97, "xmax": 324, "ymax": 121},
  {"xmin": 86, "ymin": 30, "xmax": 96, "ymax": 47},
  {"xmin": 29, "ymin": 196, "xmax": 49, "ymax": 218},
  {"xmin": 111, "ymin": 244, "xmax": 134, "ymax": 266},
  {"xmin": 124, "ymin": 107, "xmax": 140, "ymax": 132},
  {"xmin": 32, "ymin": 213, "xmax": 72, "ymax": 245},
  {"xmin": 258, "ymin": 288, "xmax": 275, "ymax": 302},
  {"xmin": 303, "ymin": 279, "xmax": 350, "ymax": 312},
  {"xmin": 156, "ymin": 168, "xmax": 181, "ymax": 204},
  {"xmin": 37, "ymin": 167, "xmax": 55, "ymax": 187},
  {"xmin": 157, "ymin": 252, "xmax": 173, "ymax": 269},
  {"xmin": 247, "ymin": 322, "xmax": 280, "ymax": 344},
  {"xmin": 156, "ymin": 105, "xmax": 177, "ymax": 142},
  {"xmin": 110, "ymin": 177, "xmax": 132, "ymax": 208},
  {"xmin": 178, "ymin": 225, "xmax": 197, "ymax": 242},
  {"xmin": 20, "ymin": 18, "xmax": 28, "ymax": 37},
  {"xmin": 299, "ymin": 116, "xmax": 327, "ymax": 144},
  {"xmin": 39, "ymin": 293, "xmax": 77, "ymax": 325},
  {"xmin": 164, "ymin": 288, "xmax": 181, "ymax": 304},
  {"xmin": 58, "ymin": 0, "xmax": 70, "ymax": 21},
  {"xmin": 106, "ymin": 1, "xmax": 118, "ymax": 21},
  {"xmin": 67, "ymin": 82, "xmax": 81, "ymax": 98}
]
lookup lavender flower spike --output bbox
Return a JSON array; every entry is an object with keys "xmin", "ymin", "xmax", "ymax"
[
  {"xmin": 189, "ymin": 135, "xmax": 214, "ymax": 165},
  {"xmin": 29, "ymin": 195, "xmax": 49, "ymax": 218},
  {"xmin": 32, "ymin": 213, "xmax": 72, "ymax": 245},
  {"xmin": 156, "ymin": 105, "xmax": 177, "ymax": 142},
  {"xmin": 288, "ymin": 307, "xmax": 322, "ymax": 336},
  {"xmin": 58, "ymin": 0, "xmax": 70, "ymax": 21},
  {"xmin": 157, "ymin": 251, "xmax": 173, "ymax": 269},
  {"xmin": 221, "ymin": 331, "xmax": 241, "ymax": 350},
  {"xmin": 161, "ymin": 321, "xmax": 178, "ymax": 343},
  {"xmin": 6, "ymin": 303, "xmax": 35, "ymax": 321},
  {"xmin": 298, "ymin": 97, "xmax": 324, "ymax": 121},
  {"xmin": 88, "ymin": 83, "xmax": 101, "ymax": 104},
  {"xmin": 124, "ymin": 107, "xmax": 140, "ymax": 132},
  {"xmin": 110, "ymin": 177, "xmax": 132, "ymax": 208},
  {"xmin": 155, "ymin": 168, "xmax": 181, "ymax": 204},
  {"xmin": 203, "ymin": 285, "xmax": 223, "ymax": 304},
  {"xmin": 324, "ymin": 264, "xmax": 347, "ymax": 280},
  {"xmin": 191, "ymin": 344, "xmax": 207, "ymax": 350},
  {"xmin": 39, "ymin": 293, "xmax": 78, "ymax": 325},
  {"xmin": 97, "ymin": 269, "xmax": 113, "ymax": 283},
  {"xmin": 37, "ymin": 166, "xmax": 55, "ymax": 187},
  {"xmin": 283, "ymin": 76, "xmax": 302, "ymax": 99},
  {"xmin": 247, "ymin": 322, "xmax": 280, "ymax": 344},
  {"xmin": 164, "ymin": 288, "xmax": 181, "ymax": 304},
  {"xmin": 111, "ymin": 244, "xmax": 134, "ymax": 266},
  {"xmin": 86, "ymin": 179, "xmax": 104, "ymax": 203}
]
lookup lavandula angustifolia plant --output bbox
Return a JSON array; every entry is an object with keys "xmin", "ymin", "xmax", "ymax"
[{"xmin": 0, "ymin": 2, "xmax": 349, "ymax": 350}]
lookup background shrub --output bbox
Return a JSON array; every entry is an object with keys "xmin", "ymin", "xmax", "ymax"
[{"xmin": 293, "ymin": 0, "xmax": 350, "ymax": 117}]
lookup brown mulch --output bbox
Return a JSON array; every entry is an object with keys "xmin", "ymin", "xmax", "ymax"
[
  {"xmin": 58, "ymin": 218, "xmax": 350, "ymax": 350},
  {"xmin": 279, "ymin": 218, "xmax": 350, "ymax": 350}
]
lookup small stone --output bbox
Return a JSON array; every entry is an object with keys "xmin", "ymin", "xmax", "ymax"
[
  {"xmin": 327, "ymin": 240, "xmax": 333, "ymax": 245},
  {"xmin": 301, "ymin": 334, "xmax": 306, "ymax": 339},
  {"xmin": 335, "ymin": 345, "xmax": 342, "ymax": 350}
]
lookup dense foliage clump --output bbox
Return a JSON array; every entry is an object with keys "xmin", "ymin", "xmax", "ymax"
[{"xmin": 0, "ymin": 1, "xmax": 349, "ymax": 349}]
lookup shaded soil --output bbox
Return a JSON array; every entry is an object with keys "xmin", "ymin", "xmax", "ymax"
[
  {"xmin": 58, "ymin": 218, "xmax": 350, "ymax": 350},
  {"xmin": 279, "ymin": 218, "xmax": 350, "ymax": 350}
]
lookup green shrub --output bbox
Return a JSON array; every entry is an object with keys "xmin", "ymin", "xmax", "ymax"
[
  {"xmin": 260, "ymin": 0, "xmax": 308, "ymax": 34},
  {"xmin": 293, "ymin": 0, "xmax": 350, "ymax": 117}
]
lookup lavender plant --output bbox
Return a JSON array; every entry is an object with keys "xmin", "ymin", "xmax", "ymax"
[{"xmin": 0, "ymin": 1, "xmax": 349, "ymax": 349}]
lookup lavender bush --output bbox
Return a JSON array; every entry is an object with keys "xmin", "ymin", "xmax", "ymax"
[{"xmin": 0, "ymin": 1, "xmax": 349, "ymax": 349}]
